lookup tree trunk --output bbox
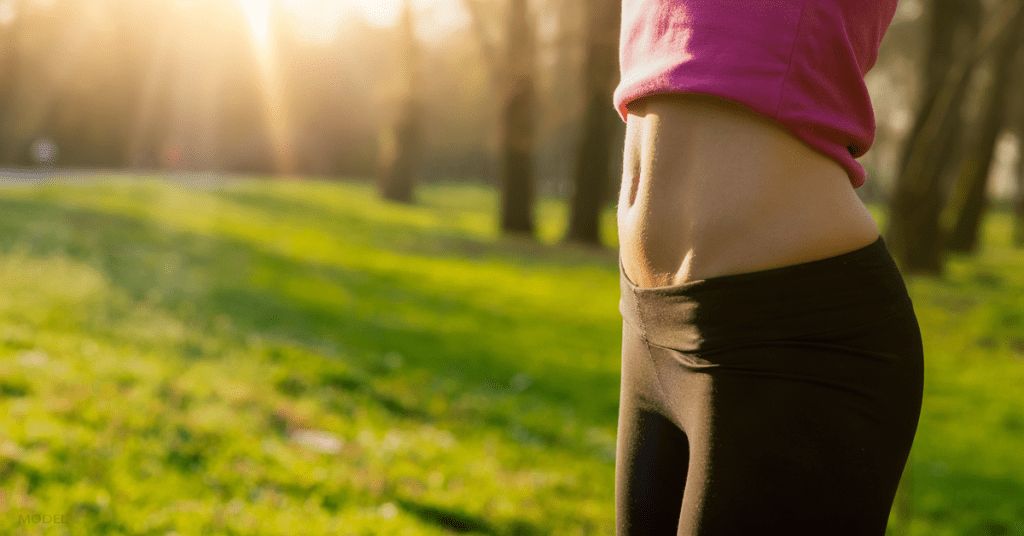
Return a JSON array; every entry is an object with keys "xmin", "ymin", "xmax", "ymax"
[
  {"xmin": 1015, "ymin": 144, "xmax": 1024, "ymax": 247},
  {"xmin": 377, "ymin": 98, "xmax": 423, "ymax": 204},
  {"xmin": 885, "ymin": 0, "xmax": 983, "ymax": 275},
  {"xmin": 0, "ymin": 1, "xmax": 24, "ymax": 164},
  {"xmin": 498, "ymin": 0, "xmax": 537, "ymax": 236},
  {"xmin": 943, "ymin": 9, "xmax": 1024, "ymax": 253},
  {"xmin": 376, "ymin": 0, "xmax": 421, "ymax": 204},
  {"xmin": 564, "ymin": 0, "xmax": 620, "ymax": 246},
  {"xmin": 1014, "ymin": 33, "xmax": 1024, "ymax": 248},
  {"xmin": 1005, "ymin": 11, "xmax": 1024, "ymax": 249},
  {"xmin": 499, "ymin": 75, "xmax": 537, "ymax": 235},
  {"xmin": 1015, "ymin": 123, "xmax": 1024, "ymax": 248}
]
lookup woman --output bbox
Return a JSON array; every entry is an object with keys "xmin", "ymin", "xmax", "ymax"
[{"xmin": 613, "ymin": 1, "xmax": 924, "ymax": 535}]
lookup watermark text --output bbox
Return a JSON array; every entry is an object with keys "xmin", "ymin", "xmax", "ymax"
[{"xmin": 19, "ymin": 514, "xmax": 70, "ymax": 524}]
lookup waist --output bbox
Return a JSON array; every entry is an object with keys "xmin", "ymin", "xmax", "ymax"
[
  {"xmin": 618, "ymin": 235, "xmax": 912, "ymax": 354},
  {"xmin": 617, "ymin": 94, "xmax": 880, "ymax": 287}
]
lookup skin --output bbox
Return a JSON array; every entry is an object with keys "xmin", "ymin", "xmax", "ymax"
[{"xmin": 617, "ymin": 93, "xmax": 881, "ymax": 287}]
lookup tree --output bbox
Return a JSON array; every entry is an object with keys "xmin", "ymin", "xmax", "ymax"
[
  {"xmin": 0, "ymin": 0, "xmax": 24, "ymax": 132},
  {"xmin": 463, "ymin": 0, "xmax": 539, "ymax": 236},
  {"xmin": 376, "ymin": 0, "xmax": 422, "ymax": 203},
  {"xmin": 563, "ymin": 0, "xmax": 619, "ymax": 246},
  {"xmin": 886, "ymin": 0, "xmax": 1024, "ymax": 274},
  {"xmin": 497, "ymin": 0, "xmax": 538, "ymax": 235},
  {"xmin": 1014, "ymin": 110, "xmax": 1024, "ymax": 249},
  {"xmin": 1015, "ymin": 133, "xmax": 1024, "ymax": 247},
  {"xmin": 942, "ymin": 6, "xmax": 1024, "ymax": 253},
  {"xmin": 885, "ymin": 0, "xmax": 983, "ymax": 274}
]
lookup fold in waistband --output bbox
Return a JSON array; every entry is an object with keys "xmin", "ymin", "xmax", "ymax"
[{"xmin": 619, "ymin": 236, "xmax": 913, "ymax": 353}]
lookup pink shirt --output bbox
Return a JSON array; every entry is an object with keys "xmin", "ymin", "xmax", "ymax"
[{"xmin": 614, "ymin": 0, "xmax": 898, "ymax": 188}]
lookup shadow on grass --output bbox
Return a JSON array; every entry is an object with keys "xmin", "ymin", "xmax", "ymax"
[
  {"xmin": 317, "ymin": 369, "xmax": 432, "ymax": 421},
  {"xmin": 393, "ymin": 498, "xmax": 543, "ymax": 535},
  {"xmin": 394, "ymin": 499, "xmax": 498, "ymax": 534},
  {"xmin": 0, "ymin": 194, "xmax": 620, "ymax": 451}
]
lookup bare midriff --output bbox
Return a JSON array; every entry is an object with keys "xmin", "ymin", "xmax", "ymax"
[{"xmin": 617, "ymin": 93, "xmax": 881, "ymax": 287}]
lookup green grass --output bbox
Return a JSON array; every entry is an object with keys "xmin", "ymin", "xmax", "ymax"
[{"xmin": 0, "ymin": 175, "xmax": 1021, "ymax": 535}]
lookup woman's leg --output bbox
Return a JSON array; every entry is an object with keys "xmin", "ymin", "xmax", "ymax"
[
  {"xmin": 617, "ymin": 237, "xmax": 924, "ymax": 536},
  {"xmin": 615, "ymin": 321, "xmax": 691, "ymax": 535},
  {"xmin": 649, "ymin": 309, "xmax": 923, "ymax": 535}
]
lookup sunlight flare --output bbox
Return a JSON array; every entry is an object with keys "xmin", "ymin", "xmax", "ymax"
[
  {"xmin": 280, "ymin": 0, "xmax": 403, "ymax": 28},
  {"xmin": 235, "ymin": 0, "xmax": 296, "ymax": 174},
  {"xmin": 238, "ymin": 0, "xmax": 272, "ymax": 47}
]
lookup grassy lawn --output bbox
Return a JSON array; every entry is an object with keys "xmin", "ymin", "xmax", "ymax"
[{"xmin": 0, "ymin": 175, "xmax": 1021, "ymax": 535}]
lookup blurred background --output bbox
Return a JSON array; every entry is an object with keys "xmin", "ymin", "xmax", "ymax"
[
  {"xmin": 0, "ymin": 0, "xmax": 1023, "ymax": 534},
  {"xmin": 0, "ymin": 0, "xmax": 1022, "ymax": 262}
]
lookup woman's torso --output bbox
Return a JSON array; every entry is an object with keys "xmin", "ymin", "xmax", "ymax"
[{"xmin": 617, "ymin": 93, "xmax": 880, "ymax": 287}]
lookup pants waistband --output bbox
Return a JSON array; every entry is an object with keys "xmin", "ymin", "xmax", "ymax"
[{"xmin": 619, "ymin": 236, "xmax": 914, "ymax": 354}]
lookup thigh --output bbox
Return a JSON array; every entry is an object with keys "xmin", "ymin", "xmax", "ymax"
[
  {"xmin": 687, "ymin": 370, "xmax": 914, "ymax": 535},
  {"xmin": 616, "ymin": 323, "xmax": 691, "ymax": 536},
  {"xmin": 650, "ymin": 309, "xmax": 923, "ymax": 536}
]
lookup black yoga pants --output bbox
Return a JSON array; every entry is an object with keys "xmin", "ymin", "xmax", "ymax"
[{"xmin": 615, "ymin": 236, "xmax": 924, "ymax": 535}]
